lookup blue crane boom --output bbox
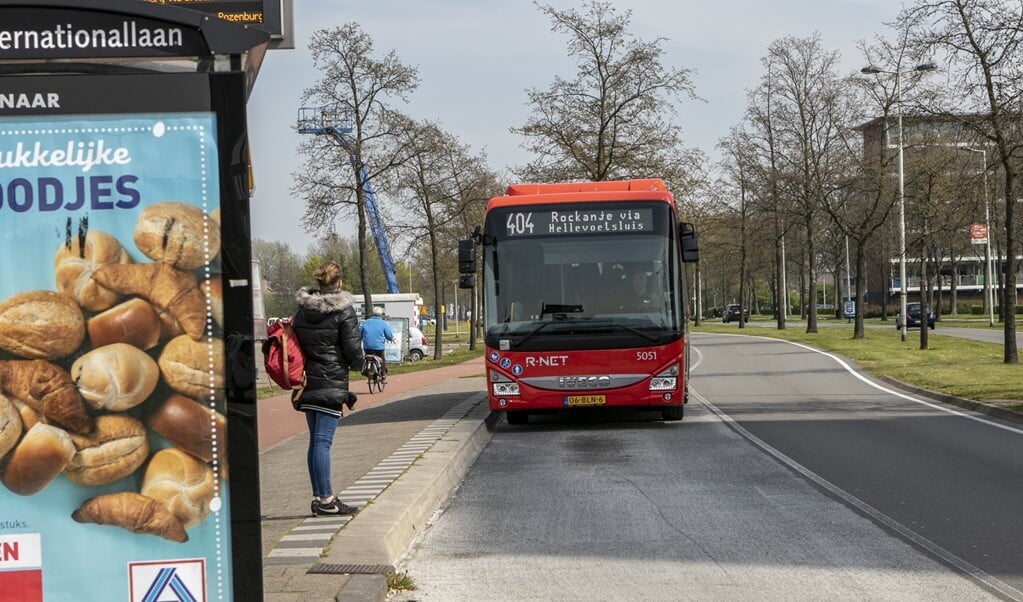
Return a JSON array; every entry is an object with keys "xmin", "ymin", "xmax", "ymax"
[
  {"xmin": 297, "ymin": 107, "xmax": 400, "ymax": 293},
  {"xmin": 352, "ymin": 157, "xmax": 399, "ymax": 294}
]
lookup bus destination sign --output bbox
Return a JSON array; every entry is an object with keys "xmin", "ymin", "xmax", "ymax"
[{"xmin": 504, "ymin": 208, "xmax": 653, "ymax": 237}]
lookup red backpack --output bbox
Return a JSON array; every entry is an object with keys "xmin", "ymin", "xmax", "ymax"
[{"xmin": 262, "ymin": 317, "xmax": 306, "ymax": 391}]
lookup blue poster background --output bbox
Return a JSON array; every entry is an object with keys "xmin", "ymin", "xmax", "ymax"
[{"xmin": 0, "ymin": 113, "xmax": 232, "ymax": 601}]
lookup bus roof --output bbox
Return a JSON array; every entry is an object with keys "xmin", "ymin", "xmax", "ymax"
[{"xmin": 490, "ymin": 179, "xmax": 674, "ymax": 209}]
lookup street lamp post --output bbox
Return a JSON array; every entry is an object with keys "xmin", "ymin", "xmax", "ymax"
[
  {"xmin": 959, "ymin": 146, "xmax": 995, "ymax": 327},
  {"xmin": 861, "ymin": 61, "xmax": 936, "ymax": 342}
]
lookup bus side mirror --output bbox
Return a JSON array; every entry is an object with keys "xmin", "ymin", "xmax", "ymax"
[
  {"xmin": 679, "ymin": 222, "xmax": 699, "ymax": 263},
  {"xmin": 458, "ymin": 239, "xmax": 476, "ymax": 274}
]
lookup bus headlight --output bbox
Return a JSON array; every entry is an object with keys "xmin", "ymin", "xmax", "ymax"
[
  {"xmin": 493, "ymin": 382, "xmax": 520, "ymax": 396},
  {"xmin": 649, "ymin": 364, "xmax": 678, "ymax": 391},
  {"xmin": 490, "ymin": 370, "xmax": 520, "ymax": 396}
]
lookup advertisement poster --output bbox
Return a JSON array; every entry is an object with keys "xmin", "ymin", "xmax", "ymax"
[
  {"xmin": 0, "ymin": 109, "xmax": 232, "ymax": 601},
  {"xmin": 385, "ymin": 319, "xmax": 406, "ymax": 363}
]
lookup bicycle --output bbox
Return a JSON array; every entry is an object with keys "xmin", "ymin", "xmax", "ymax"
[{"xmin": 364, "ymin": 354, "xmax": 386, "ymax": 393}]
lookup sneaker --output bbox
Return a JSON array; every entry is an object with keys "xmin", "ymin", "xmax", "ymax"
[
  {"xmin": 311, "ymin": 497, "xmax": 359, "ymax": 516},
  {"xmin": 336, "ymin": 501, "xmax": 359, "ymax": 515}
]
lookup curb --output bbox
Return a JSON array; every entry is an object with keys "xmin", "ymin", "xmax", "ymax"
[
  {"xmin": 330, "ymin": 395, "xmax": 499, "ymax": 601},
  {"xmin": 876, "ymin": 375, "xmax": 1023, "ymax": 426}
]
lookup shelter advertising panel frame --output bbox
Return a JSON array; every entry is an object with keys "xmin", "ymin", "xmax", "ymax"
[{"xmin": 0, "ymin": 69, "xmax": 260, "ymax": 601}]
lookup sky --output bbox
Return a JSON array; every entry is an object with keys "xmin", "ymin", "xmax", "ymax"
[{"xmin": 246, "ymin": 0, "xmax": 903, "ymax": 253}]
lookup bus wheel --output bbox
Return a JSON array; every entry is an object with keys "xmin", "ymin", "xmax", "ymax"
[
  {"xmin": 506, "ymin": 411, "xmax": 528, "ymax": 425},
  {"xmin": 661, "ymin": 406, "xmax": 684, "ymax": 421}
]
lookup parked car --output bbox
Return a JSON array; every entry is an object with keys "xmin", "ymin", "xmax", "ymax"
[
  {"xmin": 896, "ymin": 302, "xmax": 935, "ymax": 330},
  {"xmin": 722, "ymin": 303, "xmax": 748, "ymax": 324},
  {"xmin": 407, "ymin": 326, "xmax": 429, "ymax": 361}
]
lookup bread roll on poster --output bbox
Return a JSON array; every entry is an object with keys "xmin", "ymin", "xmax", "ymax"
[
  {"xmin": 141, "ymin": 447, "xmax": 216, "ymax": 528},
  {"xmin": 0, "ymin": 393, "xmax": 22, "ymax": 460},
  {"xmin": 134, "ymin": 202, "xmax": 219, "ymax": 270},
  {"xmin": 204, "ymin": 277, "xmax": 223, "ymax": 329},
  {"xmin": 71, "ymin": 343, "xmax": 160, "ymax": 412},
  {"xmin": 0, "ymin": 290, "xmax": 85, "ymax": 360},
  {"xmin": 1, "ymin": 423, "xmax": 76, "ymax": 495},
  {"xmin": 65, "ymin": 414, "xmax": 149, "ymax": 487},
  {"xmin": 158, "ymin": 335, "xmax": 224, "ymax": 401},
  {"xmin": 87, "ymin": 298, "xmax": 161, "ymax": 350},
  {"xmin": 145, "ymin": 394, "xmax": 227, "ymax": 466},
  {"xmin": 11, "ymin": 397, "xmax": 45, "ymax": 431},
  {"xmin": 54, "ymin": 230, "xmax": 131, "ymax": 311}
]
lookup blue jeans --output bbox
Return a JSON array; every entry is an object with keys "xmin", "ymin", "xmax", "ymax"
[{"xmin": 305, "ymin": 410, "xmax": 340, "ymax": 498}]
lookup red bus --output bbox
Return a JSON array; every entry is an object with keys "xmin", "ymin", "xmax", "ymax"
[{"xmin": 460, "ymin": 179, "xmax": 699, "ymax": 424}]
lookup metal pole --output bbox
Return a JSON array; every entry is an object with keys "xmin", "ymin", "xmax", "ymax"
[
  {"xmin": 897, "ymin": 73, "xmax": 908, "ymax": 342},
  {"xmin": 453, "ymin": 283, "xmax": 459, "ymax": 335},
  {"xmin": 982, "ymin": 151, "xmax": 994, "ymax": 327},
  {"xmin": 961, "ymin": 146, "xmax": 995, "ymax": 327},
  {"xmin": 845, "ymin": 236, "xmax": 852, "ymax": 320},
  {"xmin": 780, "ymin": 235, "xmax": 787, "ymax": 318}
]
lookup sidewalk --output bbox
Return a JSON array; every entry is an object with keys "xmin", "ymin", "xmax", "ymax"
[{"xmin": 259, "ymin": 355, "xmax": 489, "ymax": 601}]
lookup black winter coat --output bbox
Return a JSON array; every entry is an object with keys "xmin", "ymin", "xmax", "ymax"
[{"xmin": 292, "ymin": 287, "xmax": 364, "ymax": 415}]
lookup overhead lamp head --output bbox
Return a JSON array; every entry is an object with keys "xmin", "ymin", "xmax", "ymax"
[{"xmin": 861, "ymin": 65, "xmax": 882, "ymax": 74}]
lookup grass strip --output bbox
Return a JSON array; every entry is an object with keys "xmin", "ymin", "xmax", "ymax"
[{"xmin": 694, "ymin": 322, "xmax": 1023, "ymax": 410}]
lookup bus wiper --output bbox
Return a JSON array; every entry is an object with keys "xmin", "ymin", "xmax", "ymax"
[
  {"xmin": 511, "ymin": 320, "xmax": 561, "ymax": 347},
  {"xmin": 614, "ymin": 322, "xmax": 660, "ymax": 343}
]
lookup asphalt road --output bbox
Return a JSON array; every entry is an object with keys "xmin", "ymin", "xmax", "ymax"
[
  {"xmin": 389, "ymin": 332, "xmax": 1022, "ymax": 601},
  {"xmin": 743, "ymin": 317, "xmax": 1022, "ymax": 347},
  {"xmin": 693, "ymin": 332, "xmax": 1023, "ymax": 598}
]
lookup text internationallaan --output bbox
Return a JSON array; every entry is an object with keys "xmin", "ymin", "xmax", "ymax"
[{"xmin": 0, "ymin": 22, "xmax": 184, "ymax": 51}]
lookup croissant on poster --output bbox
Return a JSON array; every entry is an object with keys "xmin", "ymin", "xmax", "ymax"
[
  {"xmin": 0, "ymin": 359, "xmax": 92, "ymax": 434},
  {"xmin": 71, "ymin": 491, "xmax": 188, "ymax": 543},
  {"xmin": 91, "ymin": 262, "xmax": 207, "ymax": 340}
]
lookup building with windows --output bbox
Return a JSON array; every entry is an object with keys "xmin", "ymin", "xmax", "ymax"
[{"xmin": 856, "ymin": 113, "xmax": 1019, "ymax": 316}]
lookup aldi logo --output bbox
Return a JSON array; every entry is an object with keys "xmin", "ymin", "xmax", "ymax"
[
  {"xmin": 129, "ymin": 558, "xmax": 206, "ymax": 602},
  {"xmin": 0, "ymin": 533, "xmax": 43, "ymax": 602}
]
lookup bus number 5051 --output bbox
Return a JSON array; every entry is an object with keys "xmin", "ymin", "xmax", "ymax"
[
  {"xmin": 636, "ymin": 351, "xmax": 657, "ymax": 361},
  {"xmin": 507, "ymin": 212, "xmax": 534, "ymax": 236}
]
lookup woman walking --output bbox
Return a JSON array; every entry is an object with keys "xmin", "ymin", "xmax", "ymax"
[{"xmin": 292, "ymin": 261, "xmax": 364, "ymax": 516}]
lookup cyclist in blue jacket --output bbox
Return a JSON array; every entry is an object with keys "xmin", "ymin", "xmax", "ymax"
[{"xmin": 360, "ymin": 306, "xmax": 395, "ymax": 380}]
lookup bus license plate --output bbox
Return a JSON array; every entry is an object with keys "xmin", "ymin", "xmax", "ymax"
[{"xmin": 564, "ymin": 395, "xmax": 606, "ymax": 407}]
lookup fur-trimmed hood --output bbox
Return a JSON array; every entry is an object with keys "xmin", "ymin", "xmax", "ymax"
[{"xmin": 296, "ymin": 287, "xmax": 355, "ymax": 315}]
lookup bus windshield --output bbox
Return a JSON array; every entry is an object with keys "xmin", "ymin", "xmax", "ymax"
[{"xmin": 482, "ymin": 202, "xmax": 684, "ymax": 350}]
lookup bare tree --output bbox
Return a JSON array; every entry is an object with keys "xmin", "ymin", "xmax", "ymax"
[
  {"xmin": 294, "ymin": 23, "xmax": 419, "ymax": 316},
  {"xmin": 902, "ymin": 0, "xmax": 1021, "ymax": 363},
  {"xmin": 760, "ymin": 35, "xmax": 852, "ymax": 334},
  {"xmin": 513, "ymin": 1, "xmax": 698, "ymax": 182},
  {"xmin": 744, "ymin": 48, "xmax": 799, "ymax": 330},
  {"xmin": 383, "ymin": 118, "xmax": 498, "ymax": 358},
  {"xmin": 718, "ymin": 127, "xmax": 760, "ymax": 328}
]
